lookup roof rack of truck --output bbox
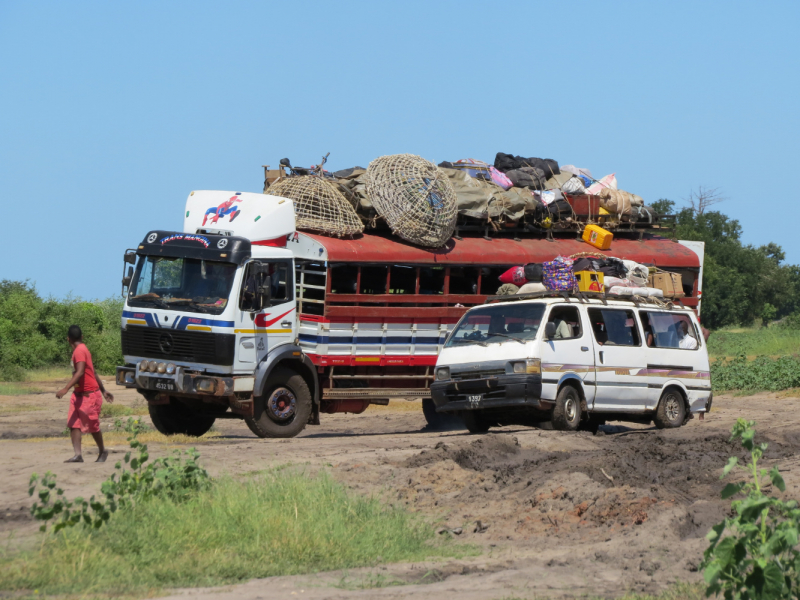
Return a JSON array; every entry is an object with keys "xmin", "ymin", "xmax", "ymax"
[{"xmin": 484, "ymin": 290, "xmax": 688, "ymax": 310}]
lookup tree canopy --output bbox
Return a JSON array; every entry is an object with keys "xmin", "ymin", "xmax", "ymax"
[{"xmin": 652, "ymin": 199, "xmax": 800, "ymax": 329}]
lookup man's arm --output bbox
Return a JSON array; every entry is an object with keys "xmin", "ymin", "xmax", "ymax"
[
  {"xmin": 56, "ymin": 362, "xmax": 85, "ymax": 399},
  {"xmin": 96, "ymin": 373, "xmax": 114, "ymax": 402}
]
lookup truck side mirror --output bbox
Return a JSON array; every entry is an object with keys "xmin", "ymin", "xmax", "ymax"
[
  {"xmin": 544, "ymin": 322, "xmax": 557, "ymax": 340},
  {"xmin": 122, "ymin": 266, "xmax": 134, "ymax": 290},
  {"xmin": 124, "ymin": 253, "xmax": 136, "ymax": 265}
]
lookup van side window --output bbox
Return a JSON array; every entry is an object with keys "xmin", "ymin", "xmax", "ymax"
[
  {"xmin": 639, "ymin": 311, "xmax": 700, "ymax": 350},
  {"xmin": 546, "ymin": 306, "xmax": 582, "ymax": 340},
  {"xmin": 588, "ymin": 308, "xmax": 640, "ymax": 346}
]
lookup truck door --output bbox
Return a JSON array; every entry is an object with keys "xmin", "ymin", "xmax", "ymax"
[
  {"xmin": 587, "ymin": 307, "xmax": 648, "ymax": 412},
  {"xmin": 238, "ymin": 260, "xmax": 296, "ymax": 366},
  {"xmin": 539, "ymin": 304, "xmax": 595, "ymax": 405}
]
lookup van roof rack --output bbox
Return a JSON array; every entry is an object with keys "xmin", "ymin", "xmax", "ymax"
[{"xmin": 484, "ymin": 290, "xmax": 687, "ymax": 310}]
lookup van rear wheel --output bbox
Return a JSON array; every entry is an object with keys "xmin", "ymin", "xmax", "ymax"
[
  {"xmin": 654, "ymin": 389, "xmax": 686, "ymax": 429},
  {"xmin": 552, "ymin": 385, "xmax": 582, "ymax": 431}
]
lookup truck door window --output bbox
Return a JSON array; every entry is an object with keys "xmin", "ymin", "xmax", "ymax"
[
  {"xmin": 588, "ymin": 308, "xmax": 641, "ymax": 346},
  {"xmin": 240, "ymin": 261, "xmax": 292, "ymax": 311},
  {"xmin": 546, "ymin": 306, "xmax": 582, "ymax": 340},
  {"xmin": 639, "ymin": 311, "xmax": 699, "ymax": 350}
]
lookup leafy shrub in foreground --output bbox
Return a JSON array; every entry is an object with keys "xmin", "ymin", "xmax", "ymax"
[
  {"xmin": 701, "ymin": 419, "xmax": 800, "ymax": 599},
  {"xmin": 29, "ymin": 418, "xmax": 209, "ymax": 532}
]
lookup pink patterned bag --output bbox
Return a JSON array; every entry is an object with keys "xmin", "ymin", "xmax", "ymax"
[{"xmin": 489, "ymin": 166, "xmax": 513, "ymax": 190}]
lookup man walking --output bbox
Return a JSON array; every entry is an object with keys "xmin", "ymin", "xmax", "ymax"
[{"xmin": 56, "ymin": 325, "xmax": 114, "ymax": 463}]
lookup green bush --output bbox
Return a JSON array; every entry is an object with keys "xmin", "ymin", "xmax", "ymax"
[
  {"xmin": 701, "ymin": 419, "xmax": 799, "ymax": 599},
  {"xmin": 712, "ymin": 356, "xmax": 800, "ymax": 392},
  {"xmin": 28, "ymin": 418, "xmax": 209, "ymax": 533},
  {"xmin": 0, "ymin": 280, "xmax": 123, "ymax": 379}
]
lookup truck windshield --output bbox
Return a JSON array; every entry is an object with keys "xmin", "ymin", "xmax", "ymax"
[
  {"xmin": 445, "ymin": 303, "xmax": 545, "ymax": 347},
  {"xmin": 128, "ymin": 256, "xmax": 237, "ymax": 315}
]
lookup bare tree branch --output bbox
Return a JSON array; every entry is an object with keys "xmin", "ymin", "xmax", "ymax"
[{"xmin": 685, "ymin": 186, "xmax": 726, "ymax": 215}]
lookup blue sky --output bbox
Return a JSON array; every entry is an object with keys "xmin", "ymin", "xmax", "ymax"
[{"xmin": 1, "ymin": 1, "xmax": 798, "ymax": 300}]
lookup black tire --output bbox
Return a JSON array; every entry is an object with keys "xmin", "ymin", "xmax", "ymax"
[
  {"xmin": 654, "ymin": 388, "xmax": 686, "ymax": 429},
  {"xmin": 580, "ymin": 415, "xmax": 606, "ymax": 434},
  {"xmin": 460, "ymin": 410, "xmax": 490, "ymax": 434},
  {"xmin": 552, "ymin": 385, "xmax": 582, "ymax": 431},
  {"xmin": 149, "ymin": 400, "xmax": 216, "ymax": 437},
  {"xmin": 422, "ymin": 398, "xmax": 464, "ymax": 431},
  {"xmin": 245, "ymin": 367, "xmax": 312, "ymax": 439}
]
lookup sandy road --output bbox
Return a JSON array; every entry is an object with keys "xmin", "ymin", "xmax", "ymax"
[{"xmin": 2, "ymin": 381, "xmax": 800, "ymax": 599}]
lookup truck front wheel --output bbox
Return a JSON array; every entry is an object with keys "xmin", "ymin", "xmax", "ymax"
[
  {"xmin": 149, "ymin": 399, "xmax": 216, "ymax": 437},
  {"xmin": 246, "ymin": 367, "xmax": 312, "ymax": 439}
]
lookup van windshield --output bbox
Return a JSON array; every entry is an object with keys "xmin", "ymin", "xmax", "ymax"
[
  {"xmin": 128, "ymin": 255, "xmax": 237, "ymax": 315},
  {"xmin": 445, "ymin": 303, "xmax": 545, "ymax": 347}
]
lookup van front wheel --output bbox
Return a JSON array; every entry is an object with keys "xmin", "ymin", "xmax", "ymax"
[
  {"xmin": 654, "ymin": 389, "xmax": 686, "ymax": 429},
  {"xmin": 552, "ymin": 386, "xmax": 582, "ymax": 431}
]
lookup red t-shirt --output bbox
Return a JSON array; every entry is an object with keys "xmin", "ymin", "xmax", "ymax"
[{"xmin": 72, "ymin": 343, "xmax": 99, "ymax": 393}]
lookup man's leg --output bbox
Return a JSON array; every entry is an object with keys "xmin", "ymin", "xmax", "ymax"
[
  {"xmin": 91, "ymin": 432, "xmax": 108, "ymax": 462},
  {"xmin": 66, "ymin": 428, "xmax": 84, "ymax": 462}
]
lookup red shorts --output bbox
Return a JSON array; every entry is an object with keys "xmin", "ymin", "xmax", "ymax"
[{"xmin": 67, "ymin": 391, "xmax": 103, "ymax": 434}]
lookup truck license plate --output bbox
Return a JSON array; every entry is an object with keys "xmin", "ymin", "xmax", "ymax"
[
  {"xmin": 152, "ymin": 380, "xmax": 175, "ymax": 392},
  {"xmin": 467, "ymin": 394, "xmax": 483, "ymax": 408}
]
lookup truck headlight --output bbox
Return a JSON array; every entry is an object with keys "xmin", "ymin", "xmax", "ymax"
[
  {"xmin": 435, "ymin": 367, "xmax": 450, "ymax": 381},
  {"xmin": 156, "ymin": 362, "xmax": 167, "ymax": 374},
  {"xmin": 123, "ymin": 371, "xmax": 135, "ymax": 384},
  {"xmin": 165, "ymin": 363, "xmax": 176, "ymax": 375},
  {"xmin": 511, "ymin": 359, "xmax": 541, "ymax": 374},
  {"xmin": 139, "ymin": 360, "xmax": 149, "ymax": 372}
]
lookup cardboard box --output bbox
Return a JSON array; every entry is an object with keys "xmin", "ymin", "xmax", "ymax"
[{"xmin": 648, "ymin": 272, "xmax": 684, "ymax": 298}]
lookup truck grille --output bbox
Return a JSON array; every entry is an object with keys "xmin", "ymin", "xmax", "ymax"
[
  {"xmin": 121, "ymin": 326, "xmax": 235, "ymax": 365},
  {"xmin": 451, "ymin": 368, "xmax": 505, "ymax": 381}
]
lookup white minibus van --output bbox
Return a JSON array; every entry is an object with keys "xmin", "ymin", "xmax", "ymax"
[{"xmin": 430, "ymin": 292, "xmax": 712, "ymax": 433}]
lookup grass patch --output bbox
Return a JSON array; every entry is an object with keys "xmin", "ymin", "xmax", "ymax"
[
  {"xmin": 608, "ymin": 582, "xmax": 704, "ymax": 600},
  {"xmin": 0, "ymin": 471, "xmax": 467, "ymax": 596},
  {"xmin": 0, "ymin": 403, "xmax": 44, "ymax": 415},
  {"xmin": 708, "ymin": 325, "xmax": 800, "ymax": 359},
  {"xmin": 19, "ymin": 430, "xmax": 222, "ymax": 445},
  {"xmin": 712, "ymin": 355, "xmax": 800, "ymax": 392},
  {"xmin": 100, "ymin": 403, "xmax": 149, "ymax": 418},
  {"xmin": 0, "ymin": 382, "xmax": 43, "ymax": 395}
]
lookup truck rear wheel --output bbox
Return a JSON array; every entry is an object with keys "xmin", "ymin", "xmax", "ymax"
[
  {"xmin": 149, "ymin": 400, "xmax": 216, "ymax": 437},
  {"xmin": 422, "ymin": 398, "xmax": 464, "ymax": 431},
  {"xmin": 246, "ymin": 367, "xmax": 312, "ymax": 439}
]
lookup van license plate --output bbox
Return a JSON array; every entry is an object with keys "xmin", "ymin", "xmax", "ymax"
[
  {"xmin": 152, "ymin": 380, "xmax": 175, "ymax": 392},
  {"xmin": 467, "ymin": 394, "xmax": 483, "ymax": 408}
]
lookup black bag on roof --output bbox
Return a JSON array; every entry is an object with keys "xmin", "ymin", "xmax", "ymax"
[
  {"xmin": 494, "ymin": 152, "xmax": 560, "ymax": 176},
  {"xmin": 506, "ymin": 166, "xmax": 547, "ymax": 189},
  {"xmin": 523, "ymin": 263, "xmax": 543, "ymax": 282},
  {"xmin": 598, "ymin": 257, "xmax": 627, "ymax": 279}
]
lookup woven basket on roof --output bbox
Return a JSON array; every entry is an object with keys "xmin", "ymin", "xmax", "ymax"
[
  {"xmin": 267, "ymin": 176, "xmax": 363, "ymax": 237},
  {"xmin": 365, "ymin": 154, "xmax": 457, "ymax": 247}
]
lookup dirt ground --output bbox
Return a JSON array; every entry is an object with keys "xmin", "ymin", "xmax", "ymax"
[{"xmin": 2, "ymin": 380, "xmax": 800, "ymax": 599}]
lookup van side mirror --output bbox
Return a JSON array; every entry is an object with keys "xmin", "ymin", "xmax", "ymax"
[{"xmin": 544, "ymin": 322, "xmax": 557, "ymax": 340}]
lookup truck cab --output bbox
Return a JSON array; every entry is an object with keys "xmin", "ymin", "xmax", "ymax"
[{"xmin": 116, "ymin": 191, "xmax": 320, "ymax": 438}]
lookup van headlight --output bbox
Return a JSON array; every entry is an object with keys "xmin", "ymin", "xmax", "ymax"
[
  {"xmin": 435, "ymin": 367, "xmax": 450, "ymax": 381},
  {"xmin": 511, "ymin": 359, "xmax": 541, "ymax": 374}
]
